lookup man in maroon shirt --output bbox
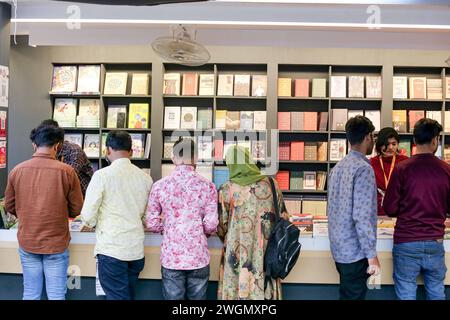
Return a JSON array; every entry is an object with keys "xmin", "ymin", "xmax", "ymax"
[{"xmin": 384, "ymin": 118, "xmax": 450, "ymax": 300}]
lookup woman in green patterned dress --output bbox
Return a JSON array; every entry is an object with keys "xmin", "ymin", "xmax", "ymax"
[{"xmin": 217, "ymin": 145, "xmax": 288, "ymax": 300}]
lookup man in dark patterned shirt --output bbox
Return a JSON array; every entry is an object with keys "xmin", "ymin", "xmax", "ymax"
[{"xmin": 37, "ymin": 120, "xmax": 93, "ymax": 196}]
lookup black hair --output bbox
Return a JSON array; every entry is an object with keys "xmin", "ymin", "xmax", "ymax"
[
  {"xmin": 105, "ymin": 130, "xmax": 132, "ymax": 152},
  {"xmin": 345, "ymin": 115, "xmax": 375, "ymax": 145},
  {"xmin": 173, "ymin": 137, "xmax": 195, "ymax": 160},
  {"xmin": 40, "ymin": 119, "xmax": 59, "ymax": 127},
  {"xmin": 413, "ymin": 118, "xmax": 443, "ymax": 145},
  {"xmin": 375, "ymin": 127, "xmax": 400, "ymax": 155},
  {"xmin": 29, "ymin": 125, "xmax": 64, "ymax": 147}
]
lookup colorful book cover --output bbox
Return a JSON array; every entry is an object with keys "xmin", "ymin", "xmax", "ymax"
[
  {"xmin": 107, "ymin": 105, "xmax": 127, "ymax": 128},
  {"xmin": 53, "ymin": 98, "xmax": 77, "ymax": 127},
  {"xmin": 198, "ymin": 74, "xmax": 215, "ymax": 96},
  {"xmin": 278, "ymin": 112, "xmax": 291, "ymax": 130},
  {"xmin": 294, "ymin": 79, "xmax": 309, "ymax": 97},
  {"xmin": 233, "ymin": 74, "xmax": 251, "ymax": 96},
  {"xmin": 76, "ymin": 65, "xmax": 101, "ymax": 93},
  {"xmin": 51, "ymin": 65, "xmax": 77, "ymax": 93},
  {"xmin": 130, "ymin": 73, "xmax": 149, "ymax": 95},
  {"xmin": 251, "ymin": 75, "xmax": 267, "ymax": 97},
  {"xmin": 163, "ymin": 73, "xmax": 181, "ymax": 95},
  {"xmin": 104, "ymin": 72, "xmax": 128, "ymax": 95},
  {"xmin": 130, "ymin": 133, "xmax": 145, "ymax": 158},
  {"xmin": 217, "ymin": 74, "xmax": 234, "ymax": 96},
  {"xmin": 182, "ymin": 73, "xmax": 199, "ymax": 96},
  {"xmin": 277, "ymin": 78, "xmax": 292, "ymax": 97},
  {"xmin": 128, "ymin": 103, "xmax": 149, "ymax": 129}
]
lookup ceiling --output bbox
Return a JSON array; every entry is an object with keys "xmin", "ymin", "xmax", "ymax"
[{"xmin": 4, "ymin": 0, "xmax": 450, "ymax": 49}]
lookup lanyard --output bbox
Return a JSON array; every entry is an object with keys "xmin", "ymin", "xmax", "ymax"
[{"xmin": 379, "ymin": 154, "xmax": 396, "ymax": 189}]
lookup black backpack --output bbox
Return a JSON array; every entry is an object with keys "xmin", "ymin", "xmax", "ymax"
[{"xmin": 264, "ymin": 177, "xmax": 301, "ymax": 283}]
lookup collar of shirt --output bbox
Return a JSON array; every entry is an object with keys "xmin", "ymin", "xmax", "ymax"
[
  {"xmin": 349, "ymin": 149, "xmax": 370, "ymax": 164},
  {"xmin": 110, "ymin": 158, "xmax": 132, "ymax": 167},
  {"xmin": 175, "ymin": 164, "xmax": 195, "ymax": 173},
  {"xmin": 32, "ymin": 152, "xmax": 56, "ymax": 160}
]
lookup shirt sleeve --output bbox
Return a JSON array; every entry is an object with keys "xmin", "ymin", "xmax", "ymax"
[
  {"xmin": 68, "ymin": 170, "xmax": 84, "ymax": 218},
  {"xmin": 352, "ymin": 166, "xmax": 378, "ymax": 260},
  {"xmin": 145, "ymin": 184, "xmax": 164, "ymax": 233},
  {"xmin": 202, "ymin": 183, "xmax": 219, "ymax": 235},
  {"xmin": 80, "ymin": 171, "xmax": 103, "ymax": 228},
  {"xmin": 4, "ymin": 170, "xmax": 16, "ymax": 216},
  {"xmin": 383, "ymin": 166, "xmax": 401, "ymax": 217}
]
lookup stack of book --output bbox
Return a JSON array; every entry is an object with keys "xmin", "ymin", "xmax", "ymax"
[
  {"xmin": 277, "ymin": 78, "xmax": 328, "ymax": 98},
  {"xmin": 331, "ymin": 109, "xmax": 380, "ymax": 131},
  {"xmin": 278, "ymin": 141, "xmax": 328, "ymax": 161},
  {"xmin": 277, "ymin": 111, "xmax": 328, "ymax": 131},
  {"xmin": 104, "ymin": 72, "xmax": 150, "ymax": 95},
  {"xmin": 393, "ymin": 76, "xmax": 445, "ymax": 100},
  {"xmin": 275, "ymin": 170, "xmax": 327, "ymax": 191},
  {"xmin": 76, "ymin": 99, "xmax": 100, "ymax": 128},
  {"xmin": 51, "ymin": 65, "xmax": 101, "ymax": 94},
  {"xmin": 377, "ymin": 217, "xmax": 396, "ymax": 239},
  {"xmin": 392, "ymin": 110, "xmax": 442, "ymax": 133},
  {"xmin": 328, "ymin": 75, "xmax": 382, "ymax": 99}
]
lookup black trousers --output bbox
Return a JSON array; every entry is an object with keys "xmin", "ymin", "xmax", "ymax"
[{"xmin": 335, "ymin": 258, "xmax": 370, "ymax": 300}]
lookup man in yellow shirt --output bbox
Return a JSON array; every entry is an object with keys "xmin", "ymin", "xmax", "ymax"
[{"xmin": 81, "ymin": 131, "xmax": 153, "ymax": 300}]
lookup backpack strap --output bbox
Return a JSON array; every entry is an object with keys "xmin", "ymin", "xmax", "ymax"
[{"xmin": 268, "ymin": 177, "xmax": 280, "ymax": 223}]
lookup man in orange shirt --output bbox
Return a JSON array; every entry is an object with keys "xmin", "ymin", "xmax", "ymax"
[{"xmin": 5, "ymin": 124, "xmax": 83, "ymax": 300}]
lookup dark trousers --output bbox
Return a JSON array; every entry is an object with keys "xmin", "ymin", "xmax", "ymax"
[
  {"xmin": 161, "ymin": 265, "xmax": 210, "ymax": 300},
  {"xmin": 97, "ymin": 254, "xmax": 145, "ymax": 300},
  {"xmin": 335, "ymin": 258, "xmax": 370, "ymax": 300}
]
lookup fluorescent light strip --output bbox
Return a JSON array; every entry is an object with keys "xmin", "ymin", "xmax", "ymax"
[{"xmin": 10, "ymin": 18, "xmax": 450, "ymax": 30}]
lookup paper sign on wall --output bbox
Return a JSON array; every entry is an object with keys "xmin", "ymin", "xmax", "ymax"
[{"xmin": 0, "ymin": 66, "xmax": 8, "ymax": 107}]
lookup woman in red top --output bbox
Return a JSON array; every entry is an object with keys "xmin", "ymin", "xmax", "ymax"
[{"xmin": 370, "ymin": 127, "xmax": 408, "ymax": 215}]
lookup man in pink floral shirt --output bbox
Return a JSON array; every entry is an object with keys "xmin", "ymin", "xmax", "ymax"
[{"xmin": 146, "ymin": 138, "xmax": 218, "ymax": 300}]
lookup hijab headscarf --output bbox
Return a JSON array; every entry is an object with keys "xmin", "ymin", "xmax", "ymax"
[{"xmin": 225, "ymin": 145, "xmax": 265, "ymax": 186}]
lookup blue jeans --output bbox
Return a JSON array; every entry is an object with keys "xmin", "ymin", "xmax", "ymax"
[
  {"xmin": 18, "ymin": 248, "xmax": 69, "ymax": 300},
  {"xmin": 97, "ymin": 254, "xmax": 145, "ymax": 300},
  {"xmin": 393, "ymin": 240, "xmax": 447, "ymax": 300},
  {"xmin": 161, "ymin": 265, "xmax": 210, "ymax": 300}
]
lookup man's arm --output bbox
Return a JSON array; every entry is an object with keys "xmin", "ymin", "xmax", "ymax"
[
  {"xmin": 145, "ymin": 185, "xmax": 163, "ymax": 233},
  {"xmin": 80, "ymin": 172, "xmax": 103, "ymax": 228},
  {"xmin": 202, "ymin": 183, "xmax": 219, "ymax": 235},
  {"xmin": 383, "ymin": 167, "xmax": 401, "ymax": 217},
  {"xmin": 352, "ymin": 166, "xmax": 378, "ymax": 260},
  {"xmin": 4, "ymin": 170, "xmax": 16, "ymax": 216},
  {"xmin": 68, "ymin": 170, "xmax": 84, "ymax": 218}
]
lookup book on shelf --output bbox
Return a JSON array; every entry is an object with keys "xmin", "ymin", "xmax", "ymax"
[
  {"xmin": 223, "ymin": 140, "xmax": 237, "ymax": 160},
  {"xmin": 217, "ymin": 74, "xmax": 234, "ymax": 96},
  {"xmin": 128, "ymin": 103, "xmax": 149, "ymax": 129},
  {"xmin": 330, "ymin": 76, "xmax": 346, "ymax": 98},
  {"xmin": 77, "ymin": 99, "xmax": 100, "ymax": 128},
  {"xmin": 291, "ymin": 112, "xmax": 304, "ymax": 131},
  {"xmin": 163, "ymin": 73, "xmax": 181, "ymax": 95},
  {"xmin": 225, "ymin": 111, "xmax": 241, "ymax": 130},
  {"xmin": 398, "ymin": 140, "xmax": 411, "ymax": 157},
  {"xmin": 302, "ymin": 200, "xmax": 327, "ymax": 216},
  {"xmin": 197, "ymin": 108, "xmax": 213, "ymax": 130},
  {"xmin": 330, "ymin": 138, "xmax": 347, "ymax": 161},
  {"xmin": 101, "ymin": 133, "xmax": 107, "ymax": 157},
  {"xmin": 252, "ymin": 75, "xmax": 267, "ymax": 97},
  {"xmin": 313, "ymin": 219, "xmax": 329, "ymax": 238},
  {"xmin": 198, "ymin": 74, "xmax": 215, "ymax": 96},
  {"xmin": 294, "ymin": 79, "xmax": 309, "ymax": 97},
  {"xmin": 106, "ymin": 105, "xmax": 127, "ymax": 128},
  {"xmin": 251, "ymin": 140, "xmax": 266, "ymax": 161},
  {"xmin": 290, "ymin": 214, "xmax": 313, "ymax": 237},
  {"xmin": 51, "ymin": 65, "xmax": 77, "ymax": 93},
  {"xmin": 303, "ymin": 171, "xmax": 317, "ymax": 190},
  {"xmin": 316, "ymin": 171, "xmax": 327, "ymax": 191},
  {"xmin": 278, "ymin": 141, "xmax": 291, "ymax": 161},
  {"xmin": 426, "ymin": 78, "xmax": 442, "ymax": 100},
  {"xmin": 214, "ymin": 138, "xmax": 224, "ymax": 160},
  {"xmin": 393, "ymin": 76, "xmax": 408, "ymax": 99},
  {"xmin": 303, "ymin": 112, "xmax": 318, "ymax": 131},
  {"xmin": 76, "ymin": 65, "xmax": 101, "ymax": 93},
  {"xmin": 130, "ymin": 133, "xmax": 145, "ymax": 158},
  {"xmin": 347, "ymin": 110, "xmax": 363, "ymax": 120},
  {"xmin": 83, "ymin": 134, "xmax": 100, "ymax": 158},
  {"xmin": 213, "ymin": 167, "xmax": 230, "ymax": 190},
  {"xmin": 144, "ymin": 133, "xmax": 151, "ymax": 159},
  {"xmin": 162, "ymin": 164, "xmax": 176, "ymax": 178},
  {"xmin": 243, "ymin": 111, "xmax": 262, "ymax": 131},
  {"xmin": 215, "ymin": 110, "xmax": 227, "ymax": 129},
  {"xmin": 233, "ymin": 74, "xmax": 251, "ymax": 96},
  {"xmin": 104, "ymin": 72, "xmax": 128, "ymax": 95},
  {"xmin": 130, "ymin": 73, "xmax": 149, "ymax": 95},
  {"xmin": 164, "ymin": 106, "xmax": 181, "ymax": 129},
  {"xmin": 446, "ymin": 77, "xmax": 450, "ymax": 99},
  {"xmin": 163, "ymin": 135, "xmax": 179, "ymax": 159},
  {"xmin": 408, "ymin": 110, "xmax": 424, "ymax": 133},
  {"xmin": 366, "ymin": 76, "xmax": 382, "ymax": 99},
  {"xmin": 426, "ymin": 110, "xmax": 442, "ymax": 125},
  {"xmin": 444, "ymin": 145, "xmax": 450, "ymax": 163},
  {"xmin": 180, "ymin": 106, "xmax": 197, "ymax": 129},
  {"xmin": 445, "ymin": 111, "xmax": 450, "ymax": 132},
  {"xmin": 331, "ymin": 109, "xmax": 348, "ymax": 131},
  {"xmin": 348, "ymin": 76, "xmax": 364, "ymax": 98},
  {"xmin": 64, "ymin": 133, "xmax": 83, "ymax": 148},
  {"xmin": 284, "ymin": 199, "xmax": 302, "ymax": 215},
  {"xmin": 275, "ymin": 171, "xmax": 290, "ymax": 190},
  {"xmin": 290, "ymin": 171, "xmax": 303, "ymax": 190},
  {"xmin": 195, "ymin": 164, "xmax": 213, "ymax": 182},
  {"xmin": 290, "ymin": 141, "xmax": 305, "ymax": 161},
  {"xmin": 240, "ymin": 111, "xmax": 254, "ymax": 130},
  {"xmin": 392, "ymin": 110, "xmax": 407, "ymax": 133},
  {"xmin": 409, "ymin": 77, "xmax": 427, "ymax": 99},
  {"xmin": 197, "ymin": 136, "xmax": 213, "ymax": 161},
  {"xmin": 278, "ymin": 112, "xmax": 291, "ymax": 130},
  {"xmin": 317, "ymin": 142, "xmax": 328, "ymax": 161},
  {"xmin": 318, "ymin": 112, "xmax": 328, "ymax": 131},
  {"xmin": 182, "ymin": 73, "xmax": 199, "ymax": 96},
  {"xmin": 312, "ymin": 78, "xmax": 327, "ymax": 98},
  {"xmin": 277, "ymin": 78, "xmax": 292, "ymax": 97},
  {"xmin": 304, "ymin": 142, "xmax": 318, "ymax": 161},
  {"xmin": 53, "ymin": 98, "xmax": 77, "ymax": 127},
  {"xmin": 365, "ymin": 110, "xmax": 381, "ymax": 132}
]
